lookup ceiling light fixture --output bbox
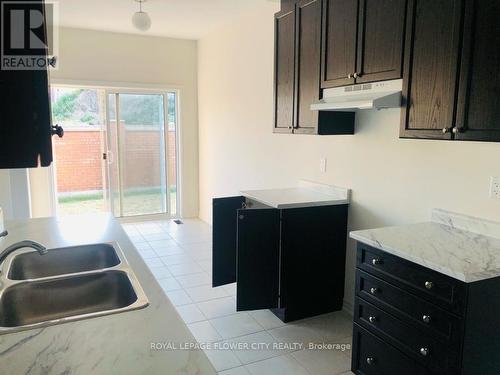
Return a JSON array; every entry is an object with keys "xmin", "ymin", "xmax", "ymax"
[{"xmin": 132, "ymin": 0, "xmax": 151, "ymax": 32}]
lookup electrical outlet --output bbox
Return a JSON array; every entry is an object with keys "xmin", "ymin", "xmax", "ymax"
[
  {"xmin": 490, "ymin": 177, "xmax": 500, "ymax": 199},
  {"xmin": 320, "ymin": 158, "xmax": 327, "ymax": 173}
]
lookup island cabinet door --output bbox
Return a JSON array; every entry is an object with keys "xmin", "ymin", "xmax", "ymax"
[
  {"xmin": 236, "ymin": 208, "xmax": 281, "ymax": 311},
  {"xmin": 212, "ymin": 196, "xmax": 245, "ymax": 287}
]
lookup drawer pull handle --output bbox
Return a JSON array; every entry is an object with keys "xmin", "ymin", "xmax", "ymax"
[
  {"xmin": 368, "ymin": 316, "xmax": 377, "ymax": 323},
  {"xmin": 422, "ymin": 315, "xmax": 431, "ymax": 324},
  {"xmin": 420, "ymin": 347, "xmax": 429, "ymax": 357},
  {"xmin": 425, "ymin": 281, "xmax": 434, "ymax": 290},
  {"xmin": 370, "ymin": 287, "xmax": 378, "ymax": 295},
  {"xmin": 366, "ymin": 357, "xmax": 375, "ymax": 365},
  {"xmin": 372, "ymin": 258, "xmax": 382, "ymax": 266}
]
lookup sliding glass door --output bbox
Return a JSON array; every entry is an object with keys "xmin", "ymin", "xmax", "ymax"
[
  {"xmin": 50, "ymin": 84, "xmax": 179, "ymax": 218},
  {"xmin": 106, "ymin": 90, "xmax": 178, "ymax": 218}
]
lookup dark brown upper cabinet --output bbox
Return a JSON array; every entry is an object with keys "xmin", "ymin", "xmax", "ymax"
[
  {"xmin": 274, "ymin": 0, "xmax": 355, "ymax": 135},
  {"xmin": 355, "ymin": 0, "xmax": 407, "ymax": 84},
  {"xmin": 400, "ymin": 0, "xmax": 463, "ymax": 140},
  {"xmin": 0, "ymin": 0, "xmax": 56, "ymax": 168},
  {"xmin": 321, "ymin": 0, "xmax": 407, "ymax": 89},
  {"xmin": 273, "ymin": 8, "xmax": 296, "ymax": 134},
  {"xmin": 294, "ymin": 0, "xmax": 322, "ymax": 134},
  {"xmin": 454, "ymin": 0, "xmax": 500, "ymax": 142},
  {"xmin": 321, "ymin": 0, "xmax": 358, "ymax": 88},
  {"xmin": 401, "ymin": 0, "xmax": 500, "ymax": 142}
]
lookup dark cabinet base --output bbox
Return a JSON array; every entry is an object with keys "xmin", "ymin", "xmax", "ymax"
[
  {"xmin": 213, "ymin": 197, "xmax": 349, "ymax": 323},
  {"xmin": 271, "ymin": 298, "xmax": 344, "ymax": 323}
]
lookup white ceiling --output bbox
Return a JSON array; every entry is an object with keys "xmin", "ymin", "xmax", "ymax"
[{"xmin": 56, "ymin": 0, "xmax": 275, "ymax": 40}]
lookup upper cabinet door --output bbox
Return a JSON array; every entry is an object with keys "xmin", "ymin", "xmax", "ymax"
[
  {"xmin": 321, "ymin": 0, "xmax": 359, "ymax": 88},
  {"xmin": 274, "ymin": 9, "xmax": 296, "ymax": 133},
  {"xmin": 212, "ymin": 196, "xmax": 245, "ymax": 287},
  {"xmin": 400, "ymin": 0, "xmax": 463, "ymax": 139},
  {"xmin": 0, "ymin": 0, "xmax": 53, "ymax": 169},
  {"xmin": 355, "ymin": 0, "xmax": 407, "ymax": 83},
  {"xmin": 236, "ymin": 208, "xmax": 280, "ymax": 311},
  {"xmin": 294, "ymin": 0, "xmax": 322, "ymax": 134},
  {"xmin": 454, "ymin": 0, "xmax": 500, "ymax": 142}
]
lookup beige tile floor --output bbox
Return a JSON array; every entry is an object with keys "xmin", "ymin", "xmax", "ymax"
[{"xmin": 123, "ymin": 219, "xmax": 355, "ymax": 375}]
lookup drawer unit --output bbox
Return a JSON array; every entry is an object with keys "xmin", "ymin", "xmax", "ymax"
[
  {"xmin": 352, "ymin": 237, "xmax": 500, "ymax": 375},
  {"xmin": 357, "ymin": 243, "xmax": 466, "ymax": 314},
  {"xmin": 355, "ymin": 298, "xmax": 460, "ymax": 374},
  {"xmin": 356, "ymin": 269, "xmax": 463, "ymax": 346},
  {"xmin": 352, "ymin": 324, "xmax": 428, "ymax": 375}
]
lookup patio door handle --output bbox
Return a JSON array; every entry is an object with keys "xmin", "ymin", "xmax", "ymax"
[{"xmin": 104, "ymin": 150, "xmax": 114, "ymax": 164}]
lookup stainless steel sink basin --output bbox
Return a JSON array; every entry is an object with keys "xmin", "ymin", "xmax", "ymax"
[
  {"xmin": 0, "ymin": 271, "xmax": 137, "ymax": 327},
  {"xmin": 8, "ymin": 244, "xmax": 121, "ymax": 280},
  {"xmin": 0, "ymin": 242, "xmax": 149, "ymax": 334}
]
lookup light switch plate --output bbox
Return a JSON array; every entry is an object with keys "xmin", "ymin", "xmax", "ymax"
[
  {"xmin": 320, "ymin": 158, "xmax": 327, "ymax": 173},
  {"xmin": 490, "ymin": 177, "xmax": 500, "ymax": 199}
]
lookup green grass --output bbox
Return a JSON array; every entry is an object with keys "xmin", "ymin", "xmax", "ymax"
[
  {"xmin": 58, "ymin": 186, "xmax": 176, "ymax": 204},
  {"xmin": 57, "ymin": 187, "xmax": 177, "ymax": 217}
]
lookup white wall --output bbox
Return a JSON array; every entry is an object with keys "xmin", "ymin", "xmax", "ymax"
[
  {"xmin": 197, "ymin": 2, "xmax": 500, "ymax": 309},
  {"xmin": 30, "ymin": 27, "xmax": 199, "ymax": 218},
  {"xmin": 0, "ymin": 171, "xmax": 13, "ymax": 218},
  {"xmin": 0, "ymin": 170, "xmax": 31, "ymax": 219}
]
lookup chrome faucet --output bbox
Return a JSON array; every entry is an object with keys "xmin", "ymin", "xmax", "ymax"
[{"xmin": 0, "ymin": 240, "xmax": 48, "ymax": 269}]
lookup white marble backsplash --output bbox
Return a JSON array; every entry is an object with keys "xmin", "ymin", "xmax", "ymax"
[
  {"xmin": 432, "ymin": 209, "xmax": 500, "ymax": 240},
  {"xmin": 297, "ymin": 179, "xmax": 351, "ymax": 201}
]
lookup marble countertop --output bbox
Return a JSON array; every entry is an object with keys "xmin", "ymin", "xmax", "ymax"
[
  {"xmin": 0, "ymin": 214, "xmax": 215, "ymax": 375},
  {"xmin": 350, "ymin": 209, "xmax": 500, "ymax": 283},
  {"xmin": 241, "ymin": 180, "xmax": 351, "ymax": 209}
]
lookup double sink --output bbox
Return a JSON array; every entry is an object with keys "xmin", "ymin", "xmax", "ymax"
[{"xmin": 0, "ymin": 243, "xmax": 149, "ymax": 334}]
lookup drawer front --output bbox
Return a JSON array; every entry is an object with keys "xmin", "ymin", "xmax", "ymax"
[
  {"xmin": 355, "ymin": 298, "xmax": 460, "ymax": 374},
  {"xmin": 357, "ymin": 243, "xmax": 466, "ymax": 314},
  {"xmin": 356, "ymin": 269, "xmax": 462, "ymax": 346},
  {"xmin": 352, "ymin": 323, "xmax": 428, "ymax": 375}
]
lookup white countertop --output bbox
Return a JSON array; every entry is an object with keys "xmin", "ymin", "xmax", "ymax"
[
  {"xmin": 241, "ymin": 180, "xmax": 350, "ymax": 209},
  {"xmin": 350, "ymin": 209, "xmax": 500, "ymax": 283},
  {"xmin": 0, "ymin": 214, "xmax": 215, "ymax": 375}
]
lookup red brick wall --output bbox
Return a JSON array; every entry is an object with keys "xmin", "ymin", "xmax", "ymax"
[
  {"xmin": 54, "ymin": 128, "xmax": 177, "ymax": 193},
  {"xmin": 53, "ymin": 130, "xmax": 103, "ymax": 192}
]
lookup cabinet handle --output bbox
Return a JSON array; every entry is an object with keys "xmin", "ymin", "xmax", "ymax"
[
  {"xmin": 353, "ymin": 72, "xmax": 361, "ymax": 78},
  {"xmin": 370, "ymin": 287, "xmax": 378, "ymax": 295},
  {"xmin": 422, "ymin": 315, "xmax": 431, "ymax": 324},
  {"xmin": 239, "ymin": 214, "xmax": 245, "ymax": 220},
  {"xmin": 366, "ymin": 357, "xmax": 375, "ymax": 365},
  {"xmin": 368, "ymin": 316, "xmax": 377, "ymax": 323},
  {"xmin": 420, "ymin": 347, "xmax": 429, "ymax": 357},
  {"xmin": 442, "ymin": 127, "xmax": 451, "ymax": 134},
  {"xmin": 452, "ymin": 127, "xmax": 465, "ymax": 134},
  {"xmin": 347, "ymin": 73, "xmax": 353, "ymax": 79},
  {"xmin": 372, "ymin": 258, "xmax": 382, "ymax": 266},
  {"xmin": 424, "ymin": 281, "xmax": 434, "ymax": 290}
]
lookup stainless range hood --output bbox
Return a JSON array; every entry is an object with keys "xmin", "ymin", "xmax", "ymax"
[{"xmin": 311, "ymin": 79, "xmax": 402, "ymax": 111}]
